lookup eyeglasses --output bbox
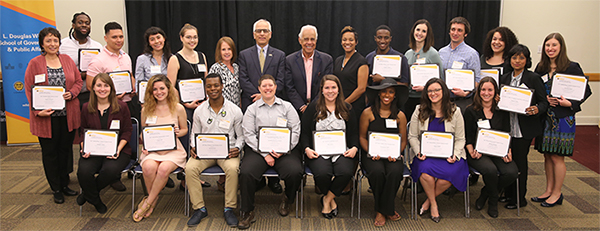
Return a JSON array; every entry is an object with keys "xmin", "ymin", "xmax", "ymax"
[
  {"xmin": 427, "ymin": 88, "xmax": 442, "ymax": 94},
  {"xmin": 254, "ymin": 29, "xmax": 270, "ymax": 34}
]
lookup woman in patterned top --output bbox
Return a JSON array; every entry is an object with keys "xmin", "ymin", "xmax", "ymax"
[{"xmin": 209, "ymin": 36, "xmax": 241, "ymax": 106}]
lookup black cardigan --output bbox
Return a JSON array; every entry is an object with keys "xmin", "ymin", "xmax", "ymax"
[
  {"xmin": 300, "ymin": 101, "xmax": 359, "ymax": 153},
  {"xmin": 463, "ymin": 105, "xmax": 510, "ymax": 146}
]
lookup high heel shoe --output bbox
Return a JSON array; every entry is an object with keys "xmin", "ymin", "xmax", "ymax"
[
  {"xmin": 419, "ymin": 207, "xmax": 429, "ymax": 216},
  {"xmin": 431, "ymin": 215, "xmax": 441, "ymax": 223},
  {"xmin": 320, "ymin": 196, "xmax": 333, "ymax": 219},
  {"xmin": 531, "ymin": 195, "xmax": 550, "ymax": 203},
  {"xmin": 331, "ymin": 207, "xmax": 338, "ymax": 217},
  {"xmin": 541, "ymin": 194, "xmax": 563, "ymax": 207}
]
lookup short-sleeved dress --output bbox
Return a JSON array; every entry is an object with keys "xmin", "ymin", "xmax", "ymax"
[{"xmin": 140, "ymin": 112, "xmax": 187, "ymax": 168}]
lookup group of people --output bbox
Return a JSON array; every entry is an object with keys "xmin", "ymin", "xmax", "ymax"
[{"xmin": 24, "ymin": 12, "xmax": 591, "ymax": 229}]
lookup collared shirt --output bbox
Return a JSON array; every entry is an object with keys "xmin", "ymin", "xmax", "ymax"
[
  {"xmin": 88, "ymin": 46, "xmax": 133, "ymax": 101},
  {"xmin": 59, "ymin": 36, "xmax": 102, "ymax": 92},
  {"xmin": 508, "ymin": 71, "xmax": 524, "ymax": 138},
  {"xmin": 302, "ymin": 52, "xmax": 314, "ymax": 100},
  {"xmin": 365, "ymin": 47, "xmax": 409, "ymax": 83},
  {"xmin": 256, "ymin": 44, "xmax": 269, "ymax": 59},
  {"xmin": 191, "ymin": 99, "xmax": 244, "ymax": 150},
  {"xmin": 439, "ymin": 41, "xmax": 481, "ymax": 82},
  {"xmin": 135, "ymin": 53, "xmax": 168, "ymax": 82},
  {"xmin": 242, "ymin": 97, "xmax": 301, "ymax": 157}
]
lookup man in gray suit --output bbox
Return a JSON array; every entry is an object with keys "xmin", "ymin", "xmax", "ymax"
[
  {"xmin": 238, "ymin": 19, "xmax": 286, "ymax": 112},
  {"xmin": 284, "ymin": 25, "xmax": 333, "ymax": 114}
]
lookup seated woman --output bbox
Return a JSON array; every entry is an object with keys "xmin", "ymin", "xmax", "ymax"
[
  {"xmin": 408, "ymin": 78, "xmax": 468, "ymax": 223},
  {"xmin": 78, "ymin": 73, "xmax": 133, "ymax": 213},
  {"xmin": 301, "ymin": 75, "xmax": 359, "ymax": 219},
  {"xmin": 464, "ymin": 77, "xmax": 518, "ymax": 218},
  {"xmin": 133, "ymin": 74, "xmax": 188, "ymax": 222},
  {"xmin": 359, "ymin": 78, "xmax": 408, "ymax": 226}
]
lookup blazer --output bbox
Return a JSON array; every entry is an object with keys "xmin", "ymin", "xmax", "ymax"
[
  {"xmin": 284, "ymin": 50, "xmax": 334, "ymax": 110},
  {"xmin": 499, "ymin": 70, "xmax": 548, "ymax": 139},
  {"xmin": 24, "ymin": 54, "xmax": 82, "ymax": 138},
  {"xmin": 238, "ymin": 45, "xmax": 286, "ymax": 111},
  {"xmin": 80, "ymin": 100, "xmax": 133, "ymax": 156},
  {"xmin": 300, "ymin": 101, "xmax": 359, "ymax": 152}
]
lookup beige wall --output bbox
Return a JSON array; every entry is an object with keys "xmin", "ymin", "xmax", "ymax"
[{"xmin": 502, "ymin": 0, "xmax": 599, "ymax": 125}]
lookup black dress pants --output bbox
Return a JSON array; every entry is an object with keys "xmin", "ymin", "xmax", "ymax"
[
  {"xmin": 77, "ymin": 153, "xmax": 130, "ymax": 204},
  {"xmin": 361, "ymin": 153, "xmax": 404, "ymax": 216},
  {"xmin": 467, "ymin": 153, "xmax": 518, "ymax": 202},
  {"xmin": 38, "ymin": 116, "xmax": 75, "ymax": 192},
  {"xmin": 306, "ymin": 154, "xmax": 355, "ymax": 197},
  {"xmin": 504, "ymin": 137, "xmax": 532, "ymax": 204}
]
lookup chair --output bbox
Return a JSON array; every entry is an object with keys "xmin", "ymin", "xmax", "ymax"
[
  {"xmin": 469, "ymin": 167, "xmax": 520, "ymax": 216},
  {"xmin": 300, "ymin": 161, "xmax": 356, "ymax": 219},
  {"xmin": 131, "ymin": 120, "xmax": 191, "ymax": 217}
]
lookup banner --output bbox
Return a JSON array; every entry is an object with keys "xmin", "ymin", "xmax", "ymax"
[{"xmin": 1, "ymin": 0, "xmax": 56, "ymax": 144}]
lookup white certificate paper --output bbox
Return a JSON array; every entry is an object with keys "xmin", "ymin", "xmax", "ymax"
[
  {"xmin": 498, "ymin": 85, "xmax": 533, "ymax": 114},
  {"xmin": 78, "ymin": 48, "xmax": 100, "ymax": 71},
  {"xmin": 178, "ymin": 78, "xmax": 205, "ymax": 102},
  {"xmin": 313, "ymin": 130, "xmax": 346, "ymax": 155},
  {"xmin": 142, "ymin": 125, "xmax": 177, "ymax": 152},
  {"xmin": 138, "ymin": 81, "xmax": 148, "ymax": 104},
  {"xmin": 481, "ymin": 69, "xmax": 500, "ymax": 84},
  {"xmin": 258, "ymin": 127, "xmax": 291, "ymax": 154},
  {"xmin": 195, "ymin": 133, "xmax": 229, "ymax": 159},
  {"xmin": 31, "ymin": 86, "xmax": 65, "ymax": 110},
  {"xmin": 373, "ymin": 55, "xmax": 401, "ymax": 77},
  {"xmin": 475, "ymin": 129, "xmax": 511, "ymax": 157},
  {"xmin": 410, "ymin": 64, "xmax": 440, "ymax": 86},
  {"xmin": 550, "ymin": 74, "xmax": 588, "ymax": 101},
  {"xmin": 445, "ymin": 69, "xmax": 475, "ymax": 91},
  {"xmin": 109, "ymin": 71, "xmax": 133, "ymax": 94},
  {"xmin": 368, "ymin": 132, "xmax": 401, "ymax": 158},
  {"xmin": 83, "ymin": 129, "xmax": 119, "ymax": 156},
  {"xmin": 420, "ymin": 131, "xmax": 454, "ymax": 158}
]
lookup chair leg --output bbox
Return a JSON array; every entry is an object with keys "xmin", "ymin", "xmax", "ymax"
[
  {"xmin": 79, "ymin": 188, "xmax": 83, "ymax": 217},
  {"xmin": 357, "ymin": 174, "xmax": 362, "ymax": 219},
  {"xmin": 516, "ymin": 175, "xmax": 520, "ymax": 216},
  {"xmin": 413, "ymin": 180, "xmax": 418, "ymax": 220},
  {"xmin": 300, "ymin": 177, "xmax": 304, "ymax": 219},
  {"xmin": 351, "ymin": 175, "xmax": 356, "ymax": 218},
  {"xmin": 132, "ymin": 173, "xmax": 136, "ymax": 215},
  {"xmin": 465, "ymin": 175, "xmax": 470, "ymax": 218}
]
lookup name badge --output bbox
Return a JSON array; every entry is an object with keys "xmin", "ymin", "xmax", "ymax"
[
  {"xmin": 519, "ymin": 83, "xmax": 527, "ymax": 88},
  {"xmin": 416, "ymin": 58, "xmax": 426, "ymax": 64},
  {"xmin": 146, "ymin": 116, "xmax": 157, "ymax": 124},
  {"xmin": 477, "ymin": 119, "xmax": 491, "ymax": 129},
  {"xmin": 197, "ymin": 64, "xmax": 207, "ymax": 72},
  {"xmin": 35, "ymin": 74, "xmax": 46, "ymax": 84},
  {"xmin": 110, "ymin": 120, "xmax": 120, "ymax": 130},
  {"xmin": 219, "ymin": 119, "xmax": 231, "ymax": 130},
  {"xmin": 451, "ymin": 61, "xmax": 464, "ymax": 69},
  {"xmin": 385, "ymin": 119, "xmax": 397, "ymax": 128},
  {"xmin": 113, "ymin": 67, "xmax": 120, "ymax": 72},
  {"xmin": 276, "ymin": 117, "xmax": 287, "ymax": 127},
  {"xmin": 541, "ymin": 74, "xmax": 549, "ymax": 83},
  {"xmin": 150, "ymin": 65, "xmax": 161, "ymax": 74}
]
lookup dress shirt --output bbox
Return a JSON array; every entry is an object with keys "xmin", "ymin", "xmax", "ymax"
[
  {"xmin": 508, "ymin": 71, "xmax": 524, "ymax": 138},
  {"xmin": 242, "ymin": 97, "xmax": 300, "ymax": 157},
  {"xmin": 135, "ymin": 53, "xmax": 168, "ymax": 82},
  {"xmin": 87, "ymin": 46, "xmax": 133, "ymax": 101},
  {"xmin": 302, "ymin": 52, "xmax": 314, "ymax": 100},
  {"xmin": 439, "ymin": 41, "xmax": 481, "ymax": 82},
  {"xmin": 191, "ymin": 99, "xmax": 244, "ymax": 150},
  {"xmin": 257, "ymin": 44, "xmax": 269, "ymax": 60},
  {"xmin": 365, "ymin": 47, "xmax": 410, "ymax": 84}
]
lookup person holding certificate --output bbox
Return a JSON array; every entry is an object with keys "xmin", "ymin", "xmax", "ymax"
[
  {"xmin": 408, "ymin": 78, "xmax": 468, "ymax": 223},
  {"xmin": 238, "ymin": 75, "xmax": 302, "ymax": 229},
  {"xmin": 300, "ymin": 75, "xmax": 359, "ymax": 219},
  {"xmin": 498, "ymin": 44, "xmax": 548, "ymax": 210},
  {"xmin": 532, "ymin": 33, "xmax": 592, "ymax": 207},
  {"xmin": 133, "ymin": 74, "xmax": 188, "ymax": 222},
  {"xmin": 463, "ymin": 77, "xmax": 518, "ymax": 218},
  {"xmin": 185, "ymin": 73, "xmax": 244, "ymax": 227},
  {"xmin": 358, "ymin": 78, "xmax": 408, "ymax": 226},
  {"xmin": 135, "ymin": 27, "xmax": 171, "ymax": 82},
  {"xmin": 77, "ymin": 73, "xmax": 133, "ymax": 213},
  {"xmin": 364, "ymin": 25, "xmax": 409, "ymax": 86},
  {"xmin": 24, "ymin": 27, "xmax": 83, "ymax": 204}
]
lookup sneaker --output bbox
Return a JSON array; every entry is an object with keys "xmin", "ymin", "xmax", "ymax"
[
  {"xmin": 223, "ymin": 209, "xmax": 238, "ymax": 227},
  {"xmin": 187, "ymin": 208, "xmax": 208, "ymax": 227}
]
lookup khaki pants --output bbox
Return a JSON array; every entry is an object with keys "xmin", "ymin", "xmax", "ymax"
[{"xmin": 185, "ymin": 157, "xmax": 240, "ymax": 210}]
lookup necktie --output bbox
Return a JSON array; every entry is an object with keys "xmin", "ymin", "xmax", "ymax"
[{"xmin": 259, "ymin": 48, "xmax": 265, "ymax": 73}]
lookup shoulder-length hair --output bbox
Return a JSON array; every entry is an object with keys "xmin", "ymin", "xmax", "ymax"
[
  {"xmin": 418, "ymin": 78, "xmax": 456, "ymax": 123},
  {"xmin": 507, "ymin": 44, "xmax": 532, "ymax": 69},
  {"xmin": 471, "ymin": 77, "xmax": 499, "ymax": 111},
  {"xmin": 409, "ymin": 19, "xmax": 435, "ymax": 52},
  {"xmin": 87, "ymin": 73, "xmax": 120, "ymax": 114},
  {"xmin": 142, "ymin": 74, "xmax": 179, "ymax": 116},
  {"xmin": 315, "ymin": 75, "xmax": 350, "ymax": 121},
  {"xmin": 39, "ymin": 27, "xmax": 61, "ymax": 55},
  {"xmin": 536, "ymin": 32, "xmax": 571, "ymax": 73},
  {"xmin": 214, "ymin": 36, "xmax": 237, "ymax": 64},
  {"xmin": 371, "ymin": 86, "xmax": 401, "ymax": 120},
  {"xmin": 143, "ymin": 27, "xmax": 171, "ymax": 62},
  {"xmin": 482, "ymin": 27, "xmax": 519, "ymax": 60}
]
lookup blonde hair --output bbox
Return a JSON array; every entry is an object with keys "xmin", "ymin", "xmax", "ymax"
[{"xmin": 142, "ymin": 74, "xmax": 179, "ymax": 116}]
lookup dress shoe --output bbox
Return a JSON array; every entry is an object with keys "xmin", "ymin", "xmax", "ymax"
[
  {"xmin": 61, "ymin": 186, "xmax": 78, "ymax": 196},
  {"xmin": 268, "ymin": 181, "xmax": 283, "ymax": 194},
  {"xmin": 320, "ymin": 196, "xmax": 333, "ymax": 219},
  {"xmin": 531, "ymin": 195, "xmax": 550, "ymax": 202},
  {"xmin": 504, "ymin": 201, "xmax": 527, "ymax": 209},
  {"xmin": 431, "ymin": 215, "xmax": 441, "ymax": 223},
  {"xmin": 487, "ymin": 201, "xmax": 498, "ymax": 218},
  {"xmin": 498, "ymin": 196, "xmax": 511, "ymax": 203},
  {"xmin": 475, "ymin": 187, "xmax": 488, "ymax": 210},
  {"xmin": 53, "ymin": 191, "xmax": 64, "ymax": 204},
  {"xmin": 331, "ymin": 207, "xmax": 338, "ymax": 217},
  {"xmin": 110, "ymin": 180, "xmax": 126, "ymax": 191},
  {"xmin": 201, "ymin": 181, "xmax": 211, "ymax": 187},
  {"xmin": 278, "ymin": 195, "xmax": 290, "ymax": 217},
  {"xmin": 187, "ymin": 208, "xmax": 208, "ymax": 227},
  {"xmin": 165, "ymin": 177, "xmax": 175, "ymax": 188},
  {"xmin": 541, "ymin": 194, "xmax": 563, "ymax": 207},
  {"xmin": 92, "ymin": 200, "xmax": 107, "ymax": 214},
  {"xmin": 237, "ymin": 211, "xmax": 255, "ymax": 229},
  {"xmin": 76, "ymin": 194, "xmax": 86, "ymax": 206},
  {"xmin": 419, "ymin": 207, "xmax": 429, "ymax": 217},
  {"xmin": 224, "ymin": 209, "xmax": 238, "ymax": 227}
]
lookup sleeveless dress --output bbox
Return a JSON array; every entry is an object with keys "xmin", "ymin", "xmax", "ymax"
[
  {"xmin": 140, "ymin": 112, "xmax": 187, "ymax": 168},
  {"xmin": 175, "ymin": 51, "xmax": 207, "ymax": 123}
]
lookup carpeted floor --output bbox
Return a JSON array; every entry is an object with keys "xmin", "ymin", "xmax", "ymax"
[
  {"xmin": 571, "ymin": 125, "xmax": 600, "ymax": 173},
  {"xmin": 1, "ymin": 140, "xmax": 599, "ymax": 230}
]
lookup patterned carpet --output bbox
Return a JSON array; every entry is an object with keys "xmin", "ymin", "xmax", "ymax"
[{"xmin": 1, "ymin": 143, "xmax": 599, "ymax": 230}]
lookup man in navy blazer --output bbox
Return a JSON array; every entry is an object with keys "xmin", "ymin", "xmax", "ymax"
[
  {"xmin": 238, "ymin": 19, "xmax": 286, "ymax": 112},
  {"xmin": 284, "ymin": 25, "xmax": 333, "ymax": 113}
]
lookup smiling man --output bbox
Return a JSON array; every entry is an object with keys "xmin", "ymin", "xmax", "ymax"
[{"xmin": 365, "ymin": 25, "xmax": 409, "ymax": 86}]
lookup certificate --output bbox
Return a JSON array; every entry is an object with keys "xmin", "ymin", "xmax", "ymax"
[
  {"xmin": 445, "ymin": 69, "xmax": 475, "ymax": 91},
  {"xmin": 258, "ymin": 127, "xmax": 291, "ymax": 154},
  {"xmin": 83, "ymin": 129, "xmax": 119, "ymax": 157},
  {"xmin": 498, "ymin": 85, "xmax": 533, "ymax": 114},
  {"xmin": 368, "ymin": 132, "xmax": 401, "ymax": 158},
  {"xmin": 142, "ymin": 124, "xmax": 177, "ymax": 152},
  {"xmin": 138, "ymin": 81, "xmax": 148, "ymax": 104},
  {"xmin": 475, "ymin": 129, "xmax": 511, "ymax": 157},
  {"xmin": 372, "ymin": 55, "xmax": 401, "ymax": 77},
  {"xmin": 481, "ymin": 69, "xmax": 500, "ymax": 84},
  {"xmin": 410, "ymin": 64, "xmax": 440, "ymax": 86},
  {"xmin": 420, "ymin": 131, "xmax": 454, "ymax": 158},
  {"xmin": 195, "ymin": 133, "xmax": 229, "ymax": 159},
  {"xmin": 550, "ymin": 73, "xmax": 588, "ymax": 101},
  {"xmin": 78, "ymin": 48, "xmax": 100, "ymax": 72},
  {"xmin": 313, "ymin": 130, "xmax": 346, "ymax": 155},
  {"xmin": 178, "ymin": 78, "xmax": 205, "ymax": 102},
  {"xmin": 108, "ymin": 71, "xmax": 133, "ymax": 94},
  {"xmin": 31, "ymin": 86, "xmax": 65, "ymax": 110}
]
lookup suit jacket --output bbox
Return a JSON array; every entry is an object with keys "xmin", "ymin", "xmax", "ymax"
[
  {"xmin": 238, "ymin": 45, "xmax": 286, "ymax": 111},
  {"xmin": 284, "ymin": 50, "xmax": 334, "ymax": 110},
  {"xmin": 499, "ymin": 70, "xmax": 548, "ymax": 139}
]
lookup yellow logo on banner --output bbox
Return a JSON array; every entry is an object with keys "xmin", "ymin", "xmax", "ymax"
[{"xmin": 13, "ymin": 81, "xmax": 24, "ymax": 91}]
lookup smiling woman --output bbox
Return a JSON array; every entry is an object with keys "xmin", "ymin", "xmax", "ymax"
[{"xmin": 135, "ymin": 27, "xmax": 171, "ymax": 82}]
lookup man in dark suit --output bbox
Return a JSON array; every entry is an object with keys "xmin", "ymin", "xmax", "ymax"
[
  {"xmin": 238, "ymin": 19, "xmax": 286, "ymax": 112},
  {"xmin": 284, "ymin": 25, "xmax": 333, "ymax": 114}
]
